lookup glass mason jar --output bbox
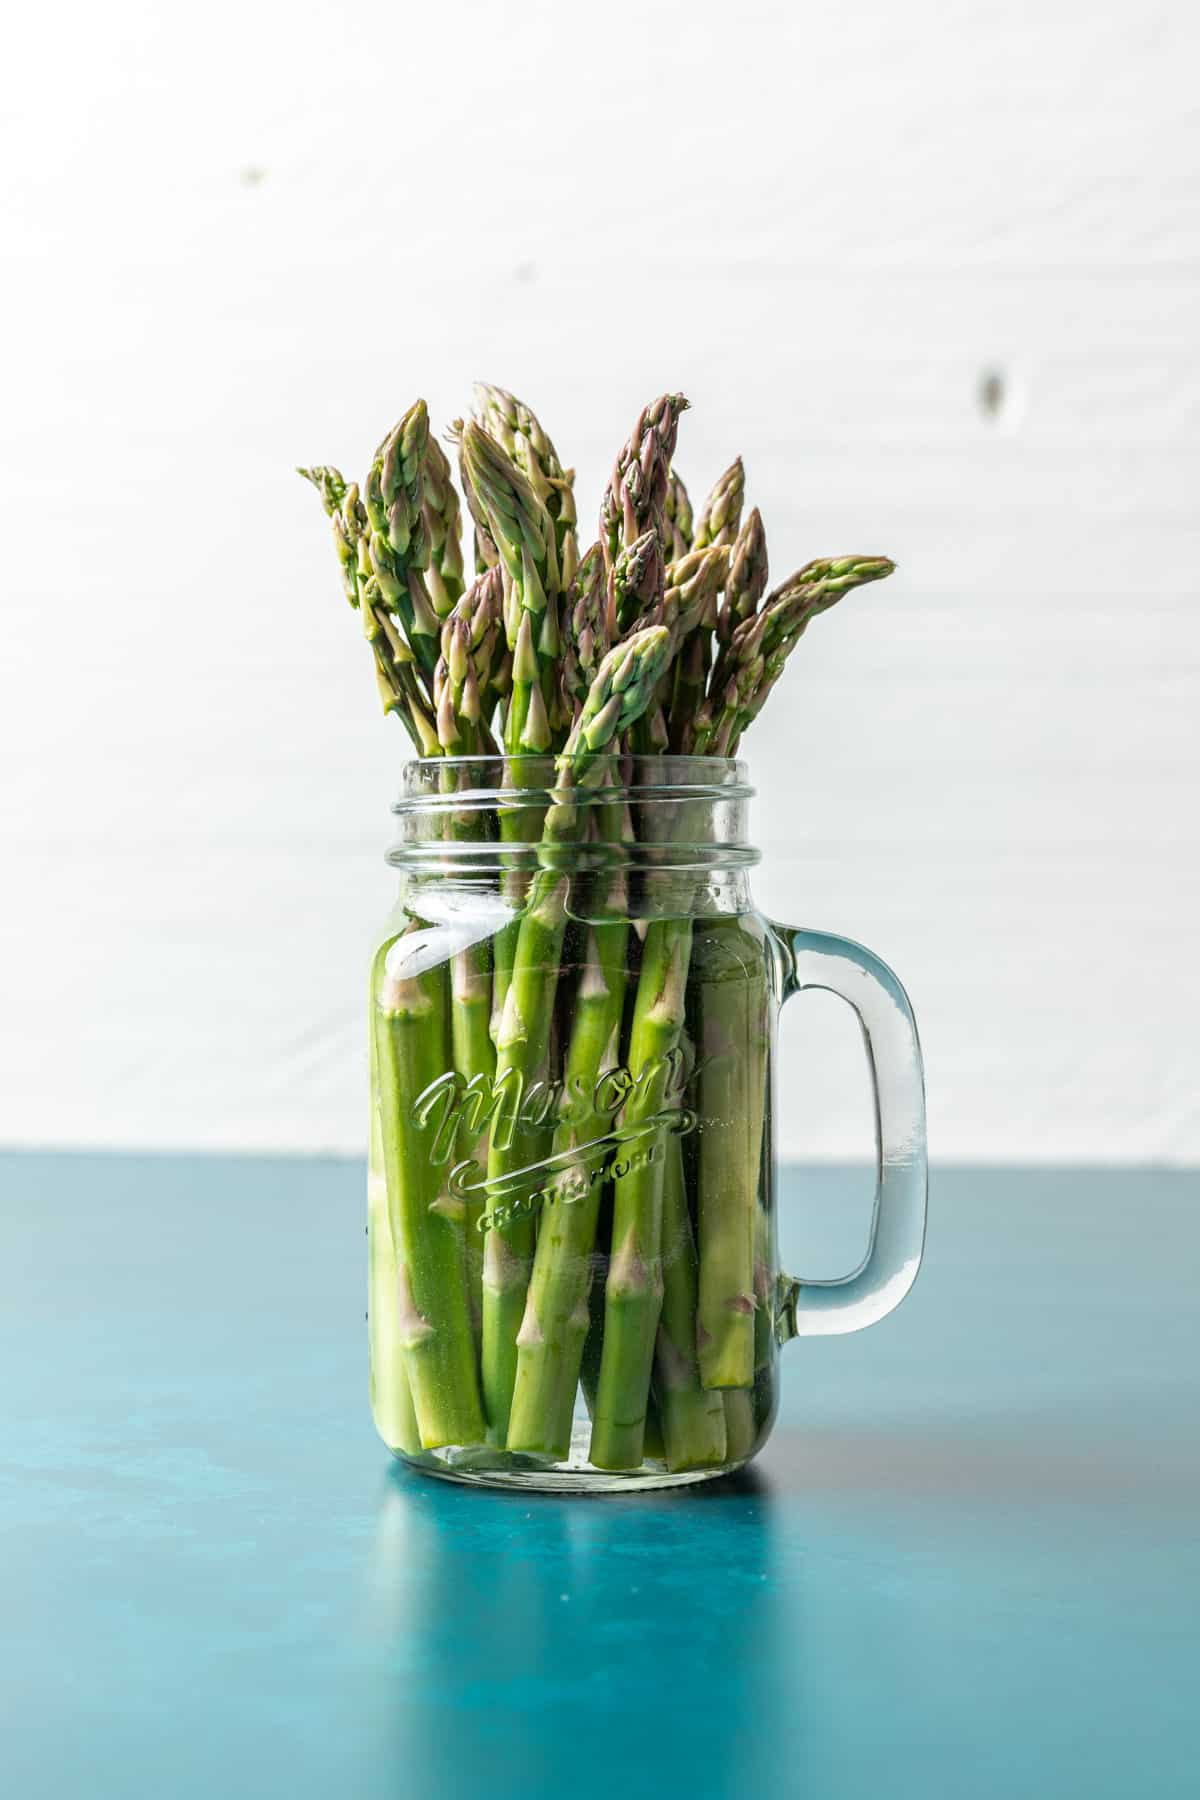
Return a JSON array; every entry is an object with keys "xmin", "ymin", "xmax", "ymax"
[{"xmin": 368, "ymin": 756, "xmax": 927, "ymax": 1492}]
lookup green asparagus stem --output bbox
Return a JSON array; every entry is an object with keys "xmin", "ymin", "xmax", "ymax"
[
  {"xmin": 666, "ymin": 630, "xmax": 712, "ymax": 754},
  {"xmin": 373, "ymin": 936, "xmax": 486, "ymax": 1449},
  {"xmin": 457, "ymin": 418, "xmax": 562, "ymax": 1071},
  {"xmin": 694, "ymin": 919, "xmax": 769, "ymax": 1389},
  {"xmin": 722, "ymin": 1196, "xmax": 775, "ymax": 1460},
  {"xmin": 482, "ymin": 630, "xmax": 673, "ymax": 1442},
  {"xmin": 368, "ymin": 1166, "xmax": 423, "ymax": 1455},
  {"xmin": 368, "ymin": 944, "xmax": 421, "ymax": 1455},
  {"xmin": 505, "ymin": 770, "xmax": 632, "ymax": 1457},
  {"xmin": 655, "ymin": 1126, "xmax": 728, "ymax": 1469},
  {"xmin": 434, "ymin": 617, "xmax": 497, "ymax": 1332},
  {"xmin": 505, "ymin": 902, "xmax": 629, "ymax": 1456},
  {"xmin": 589, "ymin": 915, "xmax": 693, "ymax": 1470},
  {"xmin": 722, "ymin": 1390, "xmax": 758, "ymax": 1462}
]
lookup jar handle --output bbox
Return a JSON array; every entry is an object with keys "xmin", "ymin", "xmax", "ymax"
[{"xmin": 770, "ymin": 925, "xmax": 928, "ymax": 1339}]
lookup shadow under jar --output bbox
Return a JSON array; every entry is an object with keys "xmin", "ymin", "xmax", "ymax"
[{"xmin": 368, "ymin": 756, "xmax": 927, "ymax": 1492}]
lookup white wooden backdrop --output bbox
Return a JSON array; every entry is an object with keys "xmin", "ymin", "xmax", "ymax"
[{"xmin": 2, "ymin": 0, "xmax": 1198, "ymax": 1163}]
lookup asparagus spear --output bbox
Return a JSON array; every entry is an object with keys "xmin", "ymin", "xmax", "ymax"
[
  {"xmin": 689, "ymin": 562, "xmax": 893, "ymax": 1396},
  {"xmin": 367, "ymin": 943, "xmax": 421, "ymax": 1456},
  {"xmin": 663, "ymin": 469, "xmax": 694, "ymax": 561},
  {"xmin": 693, "ymin": 918, "xmax": 769, "ymax": 1389},
  {"xmin": 373, "ymin": 932, "xmax": 486, "ymax": 1449},
  {"xmin": 655, "ymin": 1124, "xmax": 729, "ymax": 1469},
  {"xmin": 504, "ymin": 880, "xmax": 629, "ymax": 1456},
  {"xmin": 716, "ymin": 506, "xmax": 768, "ymax": 650},
  {"xmin": 431, "ymin": 618, "xmax": 497, "ymax": 1338},
  {"xmin": 472, "ymin": 383, "xmax": 579, "ymax": 590},
  {"xmin": 457, "ymin": 419, "xmax": 563, "ymax": 1079},
  {"xmin": 422, "ymin": 436, "xmax": 467, "ymax": 621},
  {"xmin": 482, "ymin": 628, "xmax": 673, "ymax": 1443},
  {"xmin": 560, "ymin": 542, "xmax": 608, "ymax": 715},
  {"xmin": 298, "ymin": 465, "xmax": 366, "ymax": 609},
  {"xmin": 587, "ymin": 533, "xmax": 732, "ymax": 1464},
  {"xmin": 696, "ymin": 556, "xmax": 896, "ymax": 755},
  {"xmin": 599, "ymin": 393, "xmax": 689, "ymax": 571},
  {"xmin": 630, "ymin": 544, "xmax": 731, "ymax": 641},
  {"xmin": 692, "ymin": 457, "xmax": 745, "ymax": 552},
  {"xmin": 624, "ymin": 542, "xmax": 728, "ymax": 753},
  {"xmin": 362, "ymin": 401, "xmax": 443, "ymax": 681},
  {"xmin": 667, "ymin": 459, "xmax": 745, "ymax": 749},
  {"xmin": 607, "ymin": 527, "xmax": 666, "ymax": 641},
  {"xmin": 441, "ymin": 564, "xmax": 509, "ymax": 738},
  {"xmin": 457, "ymin": 418, "xmax": 560, "ymax": 756},
  {"xmin": 297, "ymin": 463, "xmax": 348, "ymax": 516},
  {"xmin": 589, "ymin": 910, "xmax": 693, "ymax": 1469}
]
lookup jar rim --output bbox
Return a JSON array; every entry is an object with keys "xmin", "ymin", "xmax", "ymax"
[
  {"xmin": 392, "ymin": 753, "xmax": 754, "ymax": 814},
  {"xmin": 387, "ymin": 753, "xmax": 759, "ymax": 874}
]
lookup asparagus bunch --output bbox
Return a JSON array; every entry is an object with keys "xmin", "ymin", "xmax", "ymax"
[{"xmin": 300, "ymin": 384, "xmax": 895, "ymax": 1473}]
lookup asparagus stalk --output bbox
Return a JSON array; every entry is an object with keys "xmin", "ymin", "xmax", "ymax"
[
  {"xmin": 482, "ymin": 629, "xmax": 673, "ymax": 1442},
  {"xmin": 716, "ymin": 506, "xmax": 768, "ymax": 650},
  {"xmin": 655, "ymin": 1123, "xmax": 728, "ymax": 1470},
  {"xmin": 599, "ymin": 393, "xmax": 689, "ymax": 571},
  {"xmin": 696, "ymin": 556, "xmax": 896, "ymax": 755},
  {"xmin": 667, "ymin": 459, "xmax": 744, "ymax": 749},
  {"xmin": 367, "ymin": 943, "xmax": 421, "ymax": 1455},
  {"xmin": 368, "ymin": 1164, "xmax": 423, "ymax": 1455},
  {"xmin": 693, "ymin": 919, "xmax": 769, "ymax": 1389},
  {"xmin": 505, "ymin": 904, "xmax": 629, "ymax": 1455},
  {"xmin": 362, "ymin": 401, "xmax": 443, "ymax": 682},
  {"xmin": 457, "ymin": 416, "xmax": 560, "ymax": 750},
  {"xmin": 630, "ymin": 544, "xmax": 731, "ymax": 641},
  {"xmin": 560, "ymin": 542, "xmax": 608, "ymax": 716},
  {"xmin": 589, "ymin": 913, "xmax": 693, "ymax": 1469},
  {"xmin": 421, "ymin": 436, "xmax": 467, "ymax": 621},
  {"xmin": 472, "ymin": 383, "xmax": 579, "ymax": 590},
  {"xmin": 434, "ymin": 617, "xmax": 497, "ymax": 1332},
  {"xmin": 608, "ymin": 528, "xmax": 665, "ymax": 641},
  {"xmin": 692, "ymin": 458, "xmax": 745, "ymax": 552},
  {"xmin": 687, "ymin": 562, "xmax": 895, "ymax": 1394},
  {"xmin": 373, "ymin": 934, "xmax": 486, "ymax": 1449},
  {"xmin": 625, "ymin": 543, "xmax": 728, "ymax": 754},
  {"xmin": 457, "ymin": 419, "xmax": 562, "ymax": 1068},
  {"xmin": 439, "ymin": 570, "xmax": 505, "ymax": 757},
  {"xmin": 663, "ymin": 469, "xmax": 694, "ymax": 561},
  {"xmin": 505, "ymin": 775, "xmax": 631, "ymax": 1457},
  {"xmin": 297, "ymin": 463, "xmax": 348, "ymax": 516}
]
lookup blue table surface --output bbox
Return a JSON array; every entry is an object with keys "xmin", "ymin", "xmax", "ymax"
[{"xmin": 1, "ymin": 1154, "xmax": 1196, "ymax": 1799}]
